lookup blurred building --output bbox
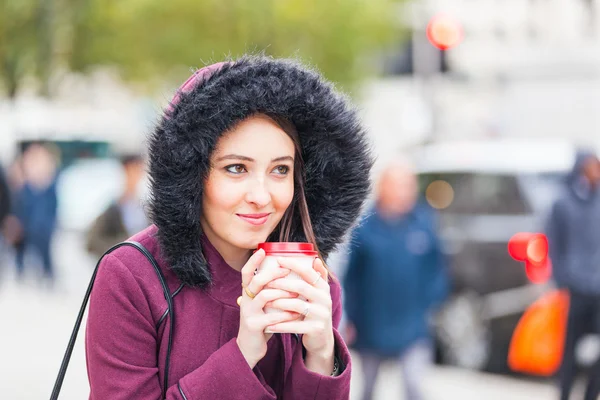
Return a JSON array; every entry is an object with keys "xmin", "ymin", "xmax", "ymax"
[
  {"xmin": 3, "ymin": 1, "xmax": 600, "ymax": 171},
  {"xmin": 0, "ymin": 70, "xmax": 156, "ymax": 163},
  {"xmin": 361, "ymin": 0, "xmax": 600, "ymax": 168}
]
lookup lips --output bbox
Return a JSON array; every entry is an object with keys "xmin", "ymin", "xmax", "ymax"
[{"xmin": 237, "ymin": 213, "xmax": 271, "ymax": 226}]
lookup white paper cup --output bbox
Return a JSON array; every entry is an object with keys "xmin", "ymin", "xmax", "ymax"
[{"xmin": 255, "ymin": 242, "xmax": 317, "ymax": 315}]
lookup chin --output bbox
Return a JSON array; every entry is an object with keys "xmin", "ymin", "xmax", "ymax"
[{"xmin": 232, "ymin": 231, "xmax": 272, "ymax": 250}]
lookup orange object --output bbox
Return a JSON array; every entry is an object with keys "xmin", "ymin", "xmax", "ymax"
[{"xmin": 508, "ymin": 289, "xmax": 569, "ymax": 376}]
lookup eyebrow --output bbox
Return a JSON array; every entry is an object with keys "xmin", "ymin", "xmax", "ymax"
[{"xmin": 216, "ymin": 154, "xmax": 294, "ymax": 163}]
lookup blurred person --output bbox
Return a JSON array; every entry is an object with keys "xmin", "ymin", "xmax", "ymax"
[
  {"xmin": 85, "ymin": 153, "xmax": 149, "ymax": 259},
  {"xmin": 343, "ymin": 160, "xmax": 449, "ymax": 400},
  {"xmin": 84, "ymin": 56, "xmax": 372, "ymax": 399},
  {"xmin": 0, "ymin": 163, "xmax": 11, "ymax": 230},
  {"xmin": 7, "ymin": 154, "xmax": 26, "ymax": 191},
  {"xmin": 13, "ymin": 143, "xmax": 59, "ymax": 283},
  {"xmin": 2, "ymin": 157, "xmax": 26, "ymax": 253},
  {"xmin": 0, "ymin": 162, "xmax": 12, "ymax": 274},
  {"xmin": 546, "ymin": 150, "xmax": 600, "ymax": 400}
]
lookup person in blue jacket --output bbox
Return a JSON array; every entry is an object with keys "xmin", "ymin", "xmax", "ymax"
[
  {"xmin": 343, "ymin": 160, "xmax": 449, "ymax": 400},
  {"xmin": 546, "ymin": 150, "xmax": 600, "ymax": 400},
  {"xmin": 14, "ymin": 143, "xmax": 59, "ymax": 283}
]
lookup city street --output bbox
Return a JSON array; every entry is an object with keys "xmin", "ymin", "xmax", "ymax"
[
  {"xmin": 0, "ymin": 231, "xmax": 568, "ymax": 399},
  {"xmin": 4, "ymin": 1, "xmax": 600, "ymax": 399}
]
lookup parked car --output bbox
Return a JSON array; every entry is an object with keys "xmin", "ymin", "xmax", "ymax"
[{"xmin": 414, "ymin": 138, "xmax": 575, "ymax": 373}]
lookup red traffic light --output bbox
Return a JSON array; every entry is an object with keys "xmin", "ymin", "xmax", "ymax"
[{"xmin": 426, "ymin": 14, "xmax": 463, "ymax": 50}]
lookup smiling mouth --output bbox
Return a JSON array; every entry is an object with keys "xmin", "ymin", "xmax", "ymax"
[{"xmin": 237, "ymin": 213, "xmax": 271, "ymax": 226}]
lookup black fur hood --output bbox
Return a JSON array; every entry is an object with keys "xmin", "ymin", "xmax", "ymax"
[{"xmin": 147, "ymin": 55, "xmax": 373, "ymax": 288}]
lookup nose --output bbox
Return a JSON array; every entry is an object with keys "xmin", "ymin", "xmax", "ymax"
[{"xmin": 245, "ymin": 178, "xmax": 271, "ymax": 208}]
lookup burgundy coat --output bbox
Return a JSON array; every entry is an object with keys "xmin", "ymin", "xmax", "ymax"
[{"xmin": 85, "ymin": 225, "xmax": 352, "ymax": 399}]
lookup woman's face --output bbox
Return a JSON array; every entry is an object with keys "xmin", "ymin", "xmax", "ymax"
[{"xmin": 201, "ymin": 115, "xmax": 295, "ymax": 256}]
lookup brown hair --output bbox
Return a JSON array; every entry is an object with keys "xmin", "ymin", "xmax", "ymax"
[{"xmin": 264, "ymin": 114, "xmax": 332, "ymax": 276}]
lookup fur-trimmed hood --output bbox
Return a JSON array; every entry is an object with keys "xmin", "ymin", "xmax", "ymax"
[{"xmin": 147, "ymin": 55, "xmax": 373, "ymax": 288}]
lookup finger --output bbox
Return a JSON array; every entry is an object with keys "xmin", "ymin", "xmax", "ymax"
[
  {"xmin": 241, "ymin": 248, "xmax": 266, "ymax": 289},
  {"xmin": 251, "ymin": 288, "xmax": 297, "ymax": 311},
  {"xmin": 264, "ymin": 294, "xmax": 300, "ymax": 308},
  {"xmin": 260, "ymin": 311, "xmax": 299, "ymax": 326},
  {"xmin": 268, "ymin": 298, "xmax": 326, "ymax": 319},
  {"xmin": 263, "ymin": 309, "xmax": 302, "ymax": 321},
  {"xmin": 261, "ymin": 311, "xmax": 302, "ymax": 333},
  {"xmin": 246, "ymin": 266, "xmax": 291, "ymax": 298},
  {"xmin": 266, "ymin": 277, "xmax": 327, "ymax": 305},
  {"xmin": 312, "ymin": 258, "xmax": 330, "ymax": 289},
  {"xmin": 245, "ymin": 311, "xmax": 298, "ymax": 333},
  {"xmin": 265, "ymin": 320, "xmax": 328, "ymax": 335},
  {"xmin": 276, "ymin": 257, "xmax": 321, "ymax": 286},
  {"xmin": 241, "ymin": 288, "xmax": 290, "ymax": 309}
]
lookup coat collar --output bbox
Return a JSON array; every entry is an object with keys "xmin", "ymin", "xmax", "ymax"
[{"xmin": 201, "ymin": 235, "xmax": 243, "ymax": 307}]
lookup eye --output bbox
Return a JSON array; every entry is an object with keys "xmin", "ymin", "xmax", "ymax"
[
  {"xmin": 273, "ymin": 165, "xmax": 290, "ymax": 175},
  {"xmin": 225, "ymin": 164, "xmax": 247, "ymax": 174}
]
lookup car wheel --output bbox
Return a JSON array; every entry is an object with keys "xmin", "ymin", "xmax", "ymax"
[{"xmin": 434, "ymin": 291, "xmax": 491, "ymax": 370}]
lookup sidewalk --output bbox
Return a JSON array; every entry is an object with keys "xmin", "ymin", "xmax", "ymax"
[{"xmin": 350, "ymin": 352, "xmax": 558, "ymax": 400}]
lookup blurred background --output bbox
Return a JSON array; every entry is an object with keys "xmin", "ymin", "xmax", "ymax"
[{"xmin": 1, "ymin": 0, "xmax": 600, "ymax": 399}]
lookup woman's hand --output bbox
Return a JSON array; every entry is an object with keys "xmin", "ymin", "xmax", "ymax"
[
  {"xmin": 236, "ymin": 249, "xmax": 300, "ymax": 369},
  {"xmin": 264, "ymin": 257, "xmax": 336, "ymax": 376}
]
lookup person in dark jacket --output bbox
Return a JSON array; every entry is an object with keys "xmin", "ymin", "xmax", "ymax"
[
  {"xmin": 546, "ymin": 150, "xmax": 600, "ymax": 400},
  {"xmin": 84, "ymin": 56, "xmax": 373, "ymax": 399},
  {"xmin": 0, "ymin": 164, "xmax": 10, "ymax": 230},
  {"xmin": 14, "ymin": 143, "xmax": 59, "ymax": 282},
  {"xmin": 343, "ymin": 161, "xmax": 449, "ymax": 400},
  {"xmin": 85, "ymin": 153, "xmax": 148, "ymax": 259},
  {"xmin": 0, "ymin": 163, "xmax": 12, "ymax": 274},
  {"xmin": 2, "ymin": 157, "xmax": 25, "ymax": 250}
]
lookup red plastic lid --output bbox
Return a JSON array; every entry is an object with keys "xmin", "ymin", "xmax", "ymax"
[{"xmin": 257, "ymin": 242, "xmax": 317, "ymax": 256}]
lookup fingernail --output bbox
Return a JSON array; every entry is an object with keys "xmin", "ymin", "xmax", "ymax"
[{"xmin": 265, "ymin": 328, "xmax": 273, "ymax": 333}]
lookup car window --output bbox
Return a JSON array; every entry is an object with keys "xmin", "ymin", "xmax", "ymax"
[{"xmin": 419, "ymin": 173, "xmax": 532, "ymax": 215}]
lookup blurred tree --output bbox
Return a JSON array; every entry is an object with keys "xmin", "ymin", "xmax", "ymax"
[
  {"xmin": 36, "ymin": 0, "xmax": 55, "ymax": 97},
  {"xmin": 0, "ymin": 0, "xmax": 39, "ymax": 98},
  {"xmin": 66, "ymin": 0, "xmax": 404, "ymax": 93},
  {"xmin": 0, "ymin": 0, "xmax": 405, "ymax": 98},
  {"xmin": 0, "ymin": 0, "xmax": 59, "ymax": 99}
]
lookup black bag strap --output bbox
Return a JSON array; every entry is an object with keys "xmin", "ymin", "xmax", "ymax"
[{"xmin": 50, "ymin": 241, "xmax": 175, "ymax": 400}]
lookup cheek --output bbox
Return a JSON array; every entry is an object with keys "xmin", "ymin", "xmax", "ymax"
[
  {"xmin": 203, "ymin": 177, "xmax": 244, "ymax": 217},
  {"xmin": 272, "ymin": 181, "xmax": 295, "ymax": 211}
]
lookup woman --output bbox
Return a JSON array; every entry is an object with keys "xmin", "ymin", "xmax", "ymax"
[{"xmin": 86, "ymin": 56, "xmax": 372, "ymax": 399}]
